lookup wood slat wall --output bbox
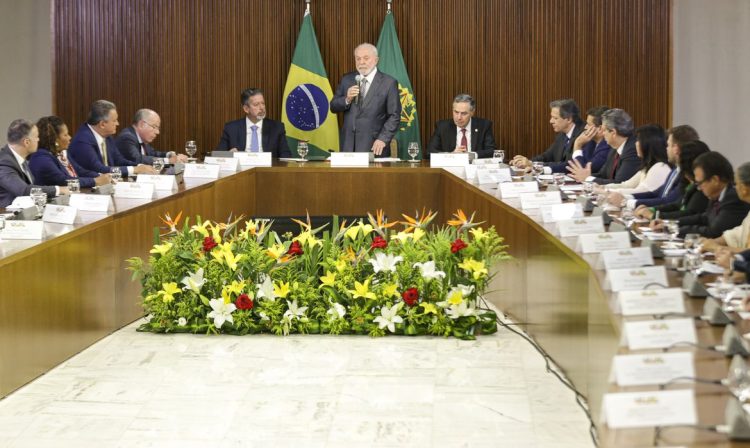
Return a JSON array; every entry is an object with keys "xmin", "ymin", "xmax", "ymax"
[{"xmin": 52, "ymin": 0, "xmax": 670, "ymax": 159}]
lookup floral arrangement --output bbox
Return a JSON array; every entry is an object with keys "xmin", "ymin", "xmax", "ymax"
[{"xmin": 127, "ymin": 209, "xmax": 510, "ymax": 339}]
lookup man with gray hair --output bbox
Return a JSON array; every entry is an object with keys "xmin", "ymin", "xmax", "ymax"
[
  {"xmin": 568, "ymin": 108, "xmax": 640, "ymax": 184},
  {"xmin": 115, "ymin": 109, "xmax": 188, "ymax": 166},
  {"xmin": 426, "ymin": 93, "xmax": 497, "ymax": 158},
  {"xmin": 68, "ymin": 100, "xmax": 156, "ymax": 177},
  {"xmin": 330, "ymin": 43, "xmax": 401, "ymax": 156}
]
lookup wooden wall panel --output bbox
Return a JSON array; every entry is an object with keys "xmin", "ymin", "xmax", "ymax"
[{"xmin": 52, "ymin": 0, "xmax": 670, "ymax": 159}]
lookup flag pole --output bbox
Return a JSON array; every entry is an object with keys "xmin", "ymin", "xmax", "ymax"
[{"xmin": 386, "ymin": 0, "xmax": 392, "ymax": 14}]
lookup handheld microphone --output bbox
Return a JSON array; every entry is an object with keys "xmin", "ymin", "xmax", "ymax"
[{"xmin": 353, "ymin": 74, "xmax": 363, "ymax": 105}]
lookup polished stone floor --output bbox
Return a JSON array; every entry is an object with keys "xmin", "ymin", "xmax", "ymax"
[{"xmin": 0, "ymin": 320, "xmax": 594, "ymax": 447}]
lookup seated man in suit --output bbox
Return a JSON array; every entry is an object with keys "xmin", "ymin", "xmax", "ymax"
[
  {"xmin": 567, "ymin": 108, "xmax": 641, "ymax": 184},
  {"xmin": 216, "ymin": 88, "xmax": 292, "ymax": 157},
  {"xmin": 115, "ymin": 109, "xmax": 188, "ymax": 165},
  {"xmin": 68, "ymin": 100, "xmax": 156, "ymax": 177},
  {"xmin": 511, "ymin": 98, "xmax": 585, "ymax": 170},
  {"xmin": 702, "ymin": 161, "xmax": 750, "ymax": 253},
  {"xmin": 330, "ymin": 43, "xmax": 401, "ymax": 156},
  {"xmin": 551, "ymin": 105, "xmax": 611, "ymax": 174},
  {"xmin": 0, "ymin": 119, "xmax": 66, "ymax": 208},
  {"xmin": 426, "ymin": 93, "xmax": 497, "ymax": 159}
]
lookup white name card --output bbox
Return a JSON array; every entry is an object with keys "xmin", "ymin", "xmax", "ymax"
[
  {"xmin": 69, "ymin": 193, "xmax": 113, "ymax": 213},
  {"xmin": 471, "ymin": 158, "xmax": 499, "ymax": 166},
  {"xmin": 498, "ymin": 181, "xmax": 538, "ymax": 199},
  {"xmin": 519, "ymin": 191, "xmax": 562, "ymax": 210},
  {"xmin": 234, "ymin": 151, "xmax": 272, "ymax": 166},
  {"xmin": 557, "ymin": 216, "xmax": 605, "ymax": 237},
  {"xmin": 0, "ymin": 220, "xmax": 45, "ymax": 240},
  {"xmin": 330, "ymin": 152, "xmax": 371, "ymax": 167},
  {"xmin": 618, "ymin": 288, "xmax": 686, "ymax": 316},
  {"xmin": 540, "ymin": 203, "xmax": 584, "ymax": 223},
  {"xmin": 430, "ymin": 153, "xmax": 470, "ymax": 167},
  {"xmin": 576, "ymin": 231, "xmax": 631, "ymax": 254},
  {"xmin": 623, "ymin": 318, "xmax": 697, "ymax": 350},
  {"xmin": 204, "ymin": 156, "xmax": 240, "ymax": 171},
  {"xmin": 136, "ymin": 175, "xmax": 178, "ymax": 191},
  {"xmin": 612, "ymin": 352, "xmax": 695, "ymax": 387},
  {"xmin": 42, "ymin": 204, "xmax": 77, "ymax": 225},
  {"xmin": 602, "ymin": 390, "xmax": 696, "ymax": 429},
  {"xmin": 114, "ymin": 182, "xmax": 155, "ymax": 199},
  {"xmin": 598, "ymin": 247, "xmax": 654, "ymax": 270},
  {"xmin": 183, "ymin": 163, "xmax": 220, "ymax": 179},
  {"xmin": 607, "ymin": 266, "xmax": 668, "ymax": 292},
  {"xmin": 477, "ymin": 168, "xmax": 511, "ymax": 185},
  {"xmin": 464, "ymin": 164, "xmax": 478, "ymax": 182}
]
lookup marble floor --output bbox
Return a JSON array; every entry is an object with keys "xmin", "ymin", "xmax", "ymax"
[{"xmin": 0, "ymin": 320, "xmax": 594, "ymax": 448}]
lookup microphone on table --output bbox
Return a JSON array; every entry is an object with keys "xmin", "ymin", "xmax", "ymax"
[{"xmin": 353, "ymin": 74, "xmax": 363, "ymax": 105}]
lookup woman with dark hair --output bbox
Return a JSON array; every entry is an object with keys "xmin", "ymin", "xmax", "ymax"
[{"xmin": 28, "ymin": 116, "xmax": 110, "ymax": 188}]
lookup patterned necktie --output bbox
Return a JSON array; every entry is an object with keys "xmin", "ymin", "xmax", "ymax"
[
  {"xmin": 22, "ymin": 160, "xmax": 34, "ymax": 183},
  {"xmin": 360, "ymin": 78, "xmax": 369, "ymax": 101},
  {"xmin": 610, "ymin": 152, "xmax": 620, "ymax": 178},
  {"xmin": 460, "ymin": 128, "xmax": 468, "ymax": 150},
  {"xmin": 250, "ymin": 125, "xmax": 260, "ymax": 152},
  {"xmin": 101, "ymin": 141, "xmax": 109, "ymax": 165}
]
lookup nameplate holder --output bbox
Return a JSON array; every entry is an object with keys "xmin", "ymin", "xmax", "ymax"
[
  {"xmin": 576, "ymin": 231, "xmax": 631, "ymax": 254},
  {"xmin": 114, "ymin": 182, "xmax": 155, "ymax": 199},
  {"xmin": 576, "ymin": 195, "xmax": 595, "ymax": 212},
  {"xmin": 605, "ymin": 265, "xmax": 668, "ymax": 292},
  {"xmin": 602, "ymin": 390, "xmax": 696, "ymax": 429},
  {"xmin": 477, "ymin": 167, "xmax": 511, "ymax": 185},
  {"xmin": 69, "ymin": 193, "xmax": 113, "ymax": 213},
  {"xmin": 612, "ymin": 352, "xmax": 694, "ymax": 387},
  {"xmin": 471, "ymin": 158, "xmax": 499, "ymax": 166},
  {"xmin": 183, "ymin": 163, "xmax": 220, "ymax": 179},
  {"xmin": 464, "ymin": 164, "xmax": 478, "ymax": 182},
  {"xmin": 618, "ymin": 288, "xmax": 686, "ymax": 316},
  {"xmin": 42, "ymin": 204, "xmax": 77, "ymax": 225},
  {"xmin": 204, "ymin": 156, "xmax": 240, "ymax": 172},
  {"xmin": 234, "ymin": 151, "xmax": 272, "ymax": 167},
  {"xmin": 430, "ymin": 153, "xmax": 470, "ymax": 167},
  {"xmin": 519, "ymin": 191, "xmax": 562, "ymax": 210},
  {"xmin": 622, "ymin": 317, "xmax": 696, "ymax": 350},
  {"xmin": 557, "ymin": 216, "xmax": 605, "ymax": 237},
  {"xmin": 597, "ymin": 247, "xmax": 654, "ymax": 270},
  {"xmin": 136, "ymin": 175, "xmax": 178, "ymax": 191},
  {"xmin": 497, "ymin": 181, "xmax": 538, "ymax": 199},
  {"xmin": 0, "ymin": 220, "xmax": 45, "ymax": 240},
  {"xmin": 540, "ymin": 203, "xmax": 583, "ymax": 223},
  {"xmin": 682, "ymin": 271, "xmax": 710, "ymax": 297}
]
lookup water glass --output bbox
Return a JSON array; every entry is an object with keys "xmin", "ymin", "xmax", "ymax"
[
  {"xmin": 716, "ymin": 271, "xmax": 735, "ymax": 306},
  {"xmin": 185, "ymin": 140, "xmax": 197, "ymax": 162},
  {"xmin": 553, "ymin": 173, "xmax": 565, "ymax": 187},
  {"xmin": 0, "ymin": 214, "xmax": 5, "ymax": 240},
  {"xmin": 297, "ymin": 141, "xmax": 309, "ymax": 161},
  {"xmin": 684, "ymin": 233, "xmax": 701, "ymax": 252},
  {"xmin": 407, "ymin": 142, "xmax": 420, "ymax": 162},
  {"xmin": 532, "ymin": 161, "xmax": 544, "ymax": 176},
  {"xmin": 620, "ymin": 208, "xmax": 635, "ymax": 228},
  {"xmin": 30, "ymin": 188, "xmax": 46, "ymax": 218},
  {"xmin": 683, "ymin": 251, "xmax": 702, "ymax": 273},
  {"xmin": 493, "ymin": 149, "xmax": 505, "ymax": 164},
  {"xmin": 66, "ymin": 178, "xmax": 80, "ymax": 194},
  {"xmin": 582, "ymin": 181, "xmax": 594, "ymax": 197},
  {"xmin": 152, "ymin": 158, "xmax": 164, "ymax": 173},
  {"xmin": 110, "ymin": 167, "xmax": 122, "ymax": 183}
]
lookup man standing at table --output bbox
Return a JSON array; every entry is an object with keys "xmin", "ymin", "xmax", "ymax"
[
  {"xmin": 216, "ymin": 88, "xmax": 291, "ymax": 157},
  {"xmin": 116, "ymin": 109, "xmax": 188, "ymax": 165},
  {"xmin": 425, "ymin": 93, "xmax": 497, "ymax": 159},
  {"xmin": 330, "ymin": 43, "xmax": 401, "ymax": 157}
]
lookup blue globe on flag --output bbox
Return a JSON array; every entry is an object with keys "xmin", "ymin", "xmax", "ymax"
[{"xmin": 286, "ymin": 84, "xmax": 329, "ymax": 131}]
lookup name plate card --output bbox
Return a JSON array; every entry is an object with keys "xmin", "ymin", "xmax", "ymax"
[
  {"xmin": 183, "ymin": 163, "xmax": 220, "ymax": 179},
  {"xmin": 42, "ymin": 204, "xmax": 77, "ymax": 225},
  {"xmin": 606, "ymin": 266, "xmax": 668, "ymax": 292},
  {"xmin": 464, "ymin": 164, "xmax": 478, "ymax": 182},
  {"xmin": 602, "ymin": 390, "xmax": 697, "ymax": 429},
  {"xmin": 612, "ymin": 352, "xmax": 695, "ymax": 387},
  {"xmin": 330, "ymin": 152, "xmax": 371, "ymax": 167},
  {"xmin": 234, "ymin": 151, "xmax": 272, "ymax": 167},
  {"xmin": 519, "ymin": 191, "xmax": 562, "ymax": 210},
  {"xmin": 597, "ymin": 247, "xmax": 654, "ymax": 270},
  {"xmin": 114, "ymin": 182, "xmax": 155, "ymax": 199},
  {"xmin": 623, "ymin": 318, "xmax": 697, "ymax": 350},
  {"xmin": 430, "ymin": 153, "xmax": 470, "ymax": 167},
  {"xmin": 69, "ymin": 193, "xmax": 113, "ymax": 213},
  {"xmin": 204, "ymin": 156, "xmax": 240, "ymax": 172},
  {"xmin": 557, "ymin": 216, "xmax": 605, "ymax": 237},
  {"xmin": 618, "ymin": 288, "xmax": 686, "ymax": 316},
  {"xmin": 540, "ymin": 203, "xmax": 583, "ymax": 223},
  {"xmin": 136, "ymin": 175, "xmax": 178, "ymax": 191},
  {"xmin": 498, "ymin": 181, "xmax": 538, "ymax": 199},
  {"xmin": 0, "ymin": 220, "xmax": 45, "ymax": 240},
  {"xmin": 576, "ymin": 231, "xmax": 631, "ymax": 254},
  {"xmin": 477, "ymin": 168, "xmax": 511, "ymax": 185}
]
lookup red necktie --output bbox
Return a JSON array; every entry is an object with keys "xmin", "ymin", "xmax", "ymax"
[
  {"xmin": 460, "ymin": 128, "xmax": 468, "ymax": 149},
  {"xmin": 610, "ymin": 152, "xmax": 620, "ymax": 178}
]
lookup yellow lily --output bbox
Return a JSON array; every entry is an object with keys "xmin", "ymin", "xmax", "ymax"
[
  {"xmin": 470, "ymin": 227, "xmax": 486, "ymax": 241},
  {"xmin": 458, "ymin": 258, "xmax": 488, "ymax": 280},
  {"xmin": 160, "ymin": 282, "xmax": 181, "ymax": 303},
  {"xmin": 391, "ymin": 231, "xmax": 413, "ymax": 243},
  {"xmin": 421, "ymin": 303, "xmax": 439, "ymax": 315},
  {"xmin": 190, "ymin": 220, "xmax": 211, "ymax": 237},
  {"xmin": 295, "ymin": 230, "xmax": 321, "ymax": 248},
  {"xmin": 447, "ymin": 288, "xmax": 464, "ymax": 305},
  {"xmin": 334, "ymin": 258, "xmax": 348, "ymax": 272},
  {"xmin": 319, "ymin": 271, "xmax": 336, "ymax": 288},
  {"xmin": 350, "ymin": 279, "xmax": 377, "ymax": 300},
  {"xmin": 150, "ymin": 242, "xmax": 173, "ymax": 257},
  {"xmin": 267, "ymin": 243, "xmax": 286, "ymax": 260},
  {"xmin": 345, "ymin": 222, "xmax": 374, "ymax": 240},
  {"xmin": 221, "ymin": 280, "xmax": 245, "ymax": 303},
  {"xmin": 381, "ymin": 283, "xmax": 400, "ymax": 299},
  {"xmin": 412, "ymin": 228, "xmax": 425, "ymax": 242},
  {"xmin": 274, "ymin": 281, "xmax": 291, "ymax": 299},
  {"xmin": 222, "ymin": 249, "xmax": 244, "ymax": 271},
  {"xmin": 209, "ymin": 223, "xmax": 223, "ymax": 244}
]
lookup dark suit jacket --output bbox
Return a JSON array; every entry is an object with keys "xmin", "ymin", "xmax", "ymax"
[
  {"xmin": 68, "ymin": 124, "xmax": 136, "ymax": 174},
  {"xmin": 592, "ymin": 136, "xmax": 640, "ymax": 185},
  {"xmin": 658, "ymin": 183, "xmax": 709, "ymax": 220},
  {"xmin": 533, "ymin": 120, "xmax": 586, "ymax": 164},
  {"xmin": 330, "ymin": 70, "xmax": 401, "ymax": 154},
  {"xmin": 116, "ymin": 126, "xmax": 168, "ymax": 165},
  {"xmin": 632, "ymin": 167, "xmax": 683, "ymax": 207},
  {"xmin": 28, "ymin": 148, "xmax": 96, "ymax": 188},
  {"xmin": 733, "ymin": 249, "xmax": 750, "ymax": 275},
  {"xmin": 678, "ymin": 184, "xmax": 750, "ymax": 238},
  {"xmin": 425, "ymin": 117, "xmax": 497, "ymax": 159},
  {"xmin": 0, "ymin": 145, "xmax": 57, "ymax": 208},
  {"xmin": 215, "ymin": 118, "xmax": 291, "ymax": 157},
  {"xmin": 550, "ymin": 139, "xmax": 610, "ymax": 174}
]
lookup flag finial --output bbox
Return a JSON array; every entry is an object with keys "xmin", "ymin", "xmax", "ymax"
[
  {"xmin": 386, "ymin": 0, "xmax": 392, "ymax": 13},
  {"xmin": 305, "ymin": 0, "xmax": 311, "ymax": 13}
]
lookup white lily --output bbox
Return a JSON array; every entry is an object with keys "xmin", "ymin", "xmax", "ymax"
[
  {"xmin": 368, "ymin": 252, "xmax": 403, "ymax": 273},
  {"xmin": 283, "ymin": 299, "xmax": 308, "ymax": 321},
  {"xmin": 255, "ymin": 275, "xmax": 276, "ymax": 302},
  {"xmin": 326, "ymin": 302, "xmax": 347, "ymax": 320},
  {"xmin": 446, "ymin": 300, "xmax": 478, "ymax": 320},
  {"xmin": 207, "ymin": 298, "xmax": 236, "ymax": 329},
  {"xmin": 181, "ymin": 268, "xmax": 206, "ymax": 293},
  {"xmin": 176, "ymin": 317, "xmax": 187, "ymax": 326},
  {"xmin": 373, "ymin": 302, "xmax": 404, "ymax": 333},
  {"xmin": 413, "ymin": 261, "xmax": 446, "ymax": 281}
]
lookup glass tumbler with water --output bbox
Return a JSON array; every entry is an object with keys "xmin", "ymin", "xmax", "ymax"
[
  {"xmin": 407, "ymin": 142, "xmax": 420, "ymax": 162},
  {"xmin": 493, "ymin": 149, "xmax": 505, "ymax": 164},
  {"xmin": 152, "ymin": 158, "xmax": 164, "ymax": 173},
  {"xmin": 110, "ymin": 167, "xmax": 122, "ymax": 183},
  {"xmin": 532, "ymin": 161, "xmax": 544, "ymax": 177},
  {"xmin": 66, "ymin": 179, "xmax": 80, "ymax": 194},
  {"xmin": 185, "ymin": 140, "xmax": 197, "ymax": 162},
  {"xmin": 29, "ymin": 187, "xmax": 46, "ymax": 218},
  {"xmin": 297, "ymin": 141, "xmax": 309, "ymax": 161}
]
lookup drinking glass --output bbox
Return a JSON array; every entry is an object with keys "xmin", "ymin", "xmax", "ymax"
[
  {"xmin": 152, "ymin": 158, "xmax": 164, "ymax": 173},
  {"xmin": 66, "ymin": 179, "xmax": 80, "ymax": 194},
  {"xmin": 30, "ymin": 187, "xmax": 46, "ymax": 218},
  {"xmin": 728, "ymin": 367, "xmax": 750, "ymax": 402},
  {"xmin": 0, "ymin": 214, "xmax": 5, "ymax": 241},
  {"xmin": 532, "ymin": 161, "xmax": 544, "ymax": 177},
  {"xmin": 716, "ymin": 271, "xmax": 735, "ymax": 306},
  {"xmin": 110, "ymin": 167, "xmax": 122, "ymax": 183},
  {"xmin": 297, "ymin": 141, "xmax": 309, "ymax": 161},
  {"xmin": 684, "ymin": 233, "xmax": 701, "ymax": 253},
  {"xmin": 185, "ymin": 140, "xmax": 197, "ymax": 162},
  {"xmin": 582, "ymin": 181, "xmax": 594, "ymax": 198},
  {"xmin": 666, "ymin": 220, "xmax": 680, "ymax": 242},
  {"xmin": 620, "ymin": 208, "xmax": 635, "ymax": 228},
  {"xmin": 683, "ymin": 251, "xmax": 702, "ymax": 273},
  {"xmin": 493, "ymin": 149, "xmax": 505, "ymax": 164},
  {"xmin": 407, "ymin": 142, "xmax": 420, "ymax": 162},
  {"xmin": 553, "ymin": 173, "xmax": 566, "ymax": 188}
]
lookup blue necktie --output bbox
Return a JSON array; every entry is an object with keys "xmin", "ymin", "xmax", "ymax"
[
  {"xmin": 250, "ymin": 125, "xmax": 259, "ymax": 152},
  {"xmin": 661, "ymin": 168, "xmax": 679, "ymax": 198}
]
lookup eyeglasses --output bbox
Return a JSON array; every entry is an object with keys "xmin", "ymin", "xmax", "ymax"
[
  {"xmin": 143, "ymin": 122, "xmax": 160, "ymax": 131},
  {"xmin": 694, "ymin": 178, "xmax": 707, "ymax": 186}
]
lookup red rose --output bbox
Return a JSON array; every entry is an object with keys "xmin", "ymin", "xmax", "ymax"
[
  {"xmin": 235, "ymin": 293, "xmax": 254, "ymax": 310},
  {"xmin": 451, "ymin": 238, "xmax": 467, "ymax": 254},
  {"xmin": 203, "ymin": 236, "xmax": 218, "ymax": 252},
  {"xmin": 371, "ymin": 235, "xmax": 388, "ymax": 250},
  {"xmin": 402, "ymin": 287, "xmax": 419, "ymax": 307},
  {"xmin": 287, "ymin": 241, "xmax": 304, "ymax": 256}
]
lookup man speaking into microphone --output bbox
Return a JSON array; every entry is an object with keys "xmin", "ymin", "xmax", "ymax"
[{"xmin": 330, "ymin": 43, "xmax": 401, "ymax": 157}]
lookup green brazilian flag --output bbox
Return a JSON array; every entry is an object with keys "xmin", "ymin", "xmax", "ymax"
[
  {"xmin": 376, "ymin": 12, "xmax": 421, "ymax": 160},
  {"xmin": 282, "ymin": 11, "xmax": 339, "ymax": 156}
]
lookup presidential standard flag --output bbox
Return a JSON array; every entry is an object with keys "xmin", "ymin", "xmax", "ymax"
[
  {"xmin": 376, "ymin": 12, "xmax": 421, "ymax": 160},
  {"xmin": 282, "ymin": 11, "xmax": 338, "ymax": 156}
]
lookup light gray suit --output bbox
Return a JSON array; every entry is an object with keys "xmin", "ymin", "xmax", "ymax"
[{"xmin": 330, "ymin": 70, "xmax": 401, "ymax": 155}]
